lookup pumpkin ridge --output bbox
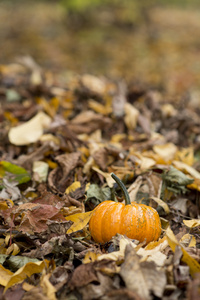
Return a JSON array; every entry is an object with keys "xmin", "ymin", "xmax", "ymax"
[
  {"xmin": 101, "ymin": 201, "xmax": 124, "ymax": 243},
  {"xmin": 89, "ymin": 200, "xmax": 112, "ymax": 243}
]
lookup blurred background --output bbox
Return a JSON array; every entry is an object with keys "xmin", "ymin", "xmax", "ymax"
[{"xmin": 1, "ymin": 0, "xmax": 200, "ymax": 94}]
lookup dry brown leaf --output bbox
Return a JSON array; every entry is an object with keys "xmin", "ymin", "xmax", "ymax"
[
  {"xmin": 68, "ymin": 110, "xmax": 111, "ymax": 134},
  {"xmin": 48, "ymin": 152, "xmax": 81, "ymax": 193},
  {"xmin": 120, "ymin": 244, "xmax": 166, "ymax": 299}
]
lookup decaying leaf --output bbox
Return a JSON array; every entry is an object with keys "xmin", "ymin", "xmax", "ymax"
[
  {"xmin": 162, "ymin": 166, "xmax": 194, "ymax": 195},
  {"xmin": 10, "ymin": 203, "xmax": 66, "ymax": 234},
  {"xmin": 40, "ymin": 273, "xmax": 57, "ymax": 300},
  {"xmin": 4, "ymin": 260, "xmax": 50, "ymax": 292},
  {"xmin": 98, "ymin": 235, "xmax": 167, "ymax": 268},
  {"xmin": 166, "ymin": 227, "xmax": 200, "ymax": 277},
  {"xmin": 120, "ymin": 244, "xmax": 166, "ymax": 299},
  {"xmin": 86, "ymin": 183, "xmax": 112, "ymax": 204}
]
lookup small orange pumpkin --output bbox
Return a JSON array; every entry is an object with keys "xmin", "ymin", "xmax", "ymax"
[{"xmin": 89, "ymin": 173, "xmax": 161, "ymax": 244}]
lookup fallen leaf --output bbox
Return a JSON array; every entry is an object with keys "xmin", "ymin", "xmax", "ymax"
[
  {"xmin": 153, "ymin": 143, "xmax": 177, "ymax": 162},
  {"xmin": 65, "ymin": 181, "xmax": 81, "ymax": 194},
  {"xmin": 88, "ymin": 99, "xmax": 112, "ymax": 115},
  {"xmin": 0, "ymin": 179, "xmax": 21, "ymax": 201},
  {"xmin": 0, "ymin": 199, "xmax": 14, "ymax": 210},
  {"xmin": 124, "ymin": 103, "xmax": 139, "ymax": 130},
  {"xmin": 180, "ymin": 234, "xmax": 196, "ymax": 248},
  {"xmin": 120, "ymin": 244, "xmax": 166, "ymax": 299},
  {"xmin": 8, "ymin": 111, "xmax": 52, "ymax": 146},
  {"xmin": 83, "ymin": 251, "xmax": 101, "ymax": 264},
  {"xmin": 20, "ymin": 286, "xmax": 49, "ymax": 300},
  {"xmin": 150, "ymin": 196, "xmax": 170, "ymax": 214},
  {"xmin": 92, "ymin": 167, "xmax": 115, "ymax": 187},
  {"xmin": 33, "ymin": 161, "xmax": 49, "ymax": 183},
  {"xmin": 183, "ymin": 219, "xmax": 200, "ymax": 228},
  {"xmin": 0, "ymin": 264, "xmax": 13, "ymax": 287},
  {"xmin": 0, "ymin": 161, "xmax": 31, "ymax": 185},
  {"xmin": 80, "ymin": 74, "xmax": 106, "ymax": 95},
  {"xmin": 86, "ymin": 183, "xmax": 112, "ymax": 204},
  {"xmin": 69, "ymin": 110, "xmax": 111, "ymax": 134},
  {"xmin": 6, "ymin": 243, "xmax": 20, "ymax": 256},
  {"xmin": 68, "ymin": 261, "xmax": 98, "ymax": 290},
  {"xmin": 40, "ymin": 273, "xmax": 57, "ymax": 300},
  {"xmin": 0, "ymin": 255, "xmax": 40, "ymax": 272},
  {"xmin": 4, "ymin": 260, "xmax": 50, "ymax": 292},
  {"xmin": 166, "ymin": 227, "xmax": 200, "ymax": 277},
  {"xmin": 48, "ymin": 152, "xmax": 81, "ymax": 193},
  {"xmin": 173, "ymin": 160, "xmax": 200, "ymax": 180},
  {"xmin": 66, "ymin": 211, "xmax": 94, "ymax": 234},
  {"xmin": 12, "ymin": 203, "xmax": 66, "ymax": 233}
]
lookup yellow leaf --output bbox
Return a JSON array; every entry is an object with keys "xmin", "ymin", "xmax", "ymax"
[
  {"xmin": 66, "ymin": 211, "xmax": 94, "ymax": 234},
  {"xmin": 175, "ymin": 147, "xmax": 194, "ymax": 166},
  {"xmin": 153, "ymin": 143, "xmax": 177, "ymax": 162},
  {"xmin": 22, "ymin": 282, "xmax": 35, "ymax": 292},
  {"xmin": 132, "ymin": 151, "xmax": 156, "ymax": 169},
  {"xmin": 161, "ymin": 104, "xmax": 177, "ymax": 117},
  {"xmin": 36, "ymin": 97, "xmax": 59, "ymax": 118},
  {"xmin": 83, "ymin": 251, "xmax": 101, "ymax": 264},
  {"xmin": 5, "ymin": 235, "xmax": 14, "ymax": 246},
  {"xmin": 145, "ymin": 236, "xmax": 167, "ymax": 250},
  {"xmin": 4, "ymin": 111, "xmax": 18, "ymax": 126},
  {"xmin": 92, "ymin": 167, "xmax": 115, "ymax": 187},
  {"xmin": 187, "ymin": 178, "xmax": 200, "ymax": 192},
  {"xmin": 88, "ymin": 99, "xmax": 112, "ymax": 115},
  {"xmin": 0, "ymin": 199, "xmax": 14, "ymax": 210},
  {"xmin": 180, "ymin": 234, "xmax": 196, "ymax": 248},
  {"xmin": 173, "ymin": 160, "xmax": 200, "ymax": 180},
  {"xmin": 40, "ymin": 274, "xmax": 57, "ymax": 300},
  {"xmin": 0, "ymin": 201, "xmax": 10, "ymax": 210},
  {"xmin": 151, "ymin": 197, "xmax": 170, "ymax": 214},
  {"xmin": 166, "ymin": 227, "xmax": 200, "ymax": 277},
  {"xmin": 4, "ymin": 260, "xmax": 50, "ymax": 292},
  {"xmin": 124, "ymin": 103, "xmax": 139, "ymax": 130},
  {"xmin": 45, "ymin": 159, "xmax": 58, "ymax": 170},
  {"xmin": 65, "ymin": 181, "xmax": 81, "ymax": 194},
  {"xmin": 183, "ymin": 219, "xmax": 200, "ymax": 228},
  {"xmin": 6, "ymin": 243, "xmax": 20, "ymax": 256},
  {"xmin": 0, "ymin": 265, "xmax": 13, "ymax": 287},
  {"xmin": 111, "ymin": 134, "xmax": 126, "ymax": 143}
]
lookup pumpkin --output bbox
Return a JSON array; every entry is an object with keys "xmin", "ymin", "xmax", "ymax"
[{"xmin": 89, "ymin": 173, "xmax": 161, "ymax": 244}]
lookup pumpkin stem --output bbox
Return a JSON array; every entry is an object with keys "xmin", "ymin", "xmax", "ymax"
[{"xmin": 111, "ymin": 173, "xmax": 131, "ymax": 205}]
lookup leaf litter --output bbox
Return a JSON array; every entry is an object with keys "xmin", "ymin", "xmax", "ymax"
[{"xmin": 1, "ymin": 60, "xmax": 200, "ymax": 300}]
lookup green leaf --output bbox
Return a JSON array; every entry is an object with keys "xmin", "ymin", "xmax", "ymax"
[
  {"xmin": 86, "ymin": 184, "xmax": 112, "ymax": 205},
  {"xmin": 6, "ymin": 89, "xmax": 21, "ymax": 102},
  {"xmin": 0, "ymin": 255, "xmax": 39, "ymax": 272},
  {"xmin": 162, "ymin": 166, "xmax": 194, "ymax": 196},
  {"xmin": 0, "ymin": 161, "xmax": 31, "ymax": 186}
]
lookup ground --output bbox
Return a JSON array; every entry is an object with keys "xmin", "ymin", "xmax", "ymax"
[{"xmin": 0, "ymin": 1, "xmax": 200, "ymax": 300}]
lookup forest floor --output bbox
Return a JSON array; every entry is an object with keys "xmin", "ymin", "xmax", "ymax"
[{"xmin": 1, "ymin": 2, "xmax": 200, "ymax": 300}]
